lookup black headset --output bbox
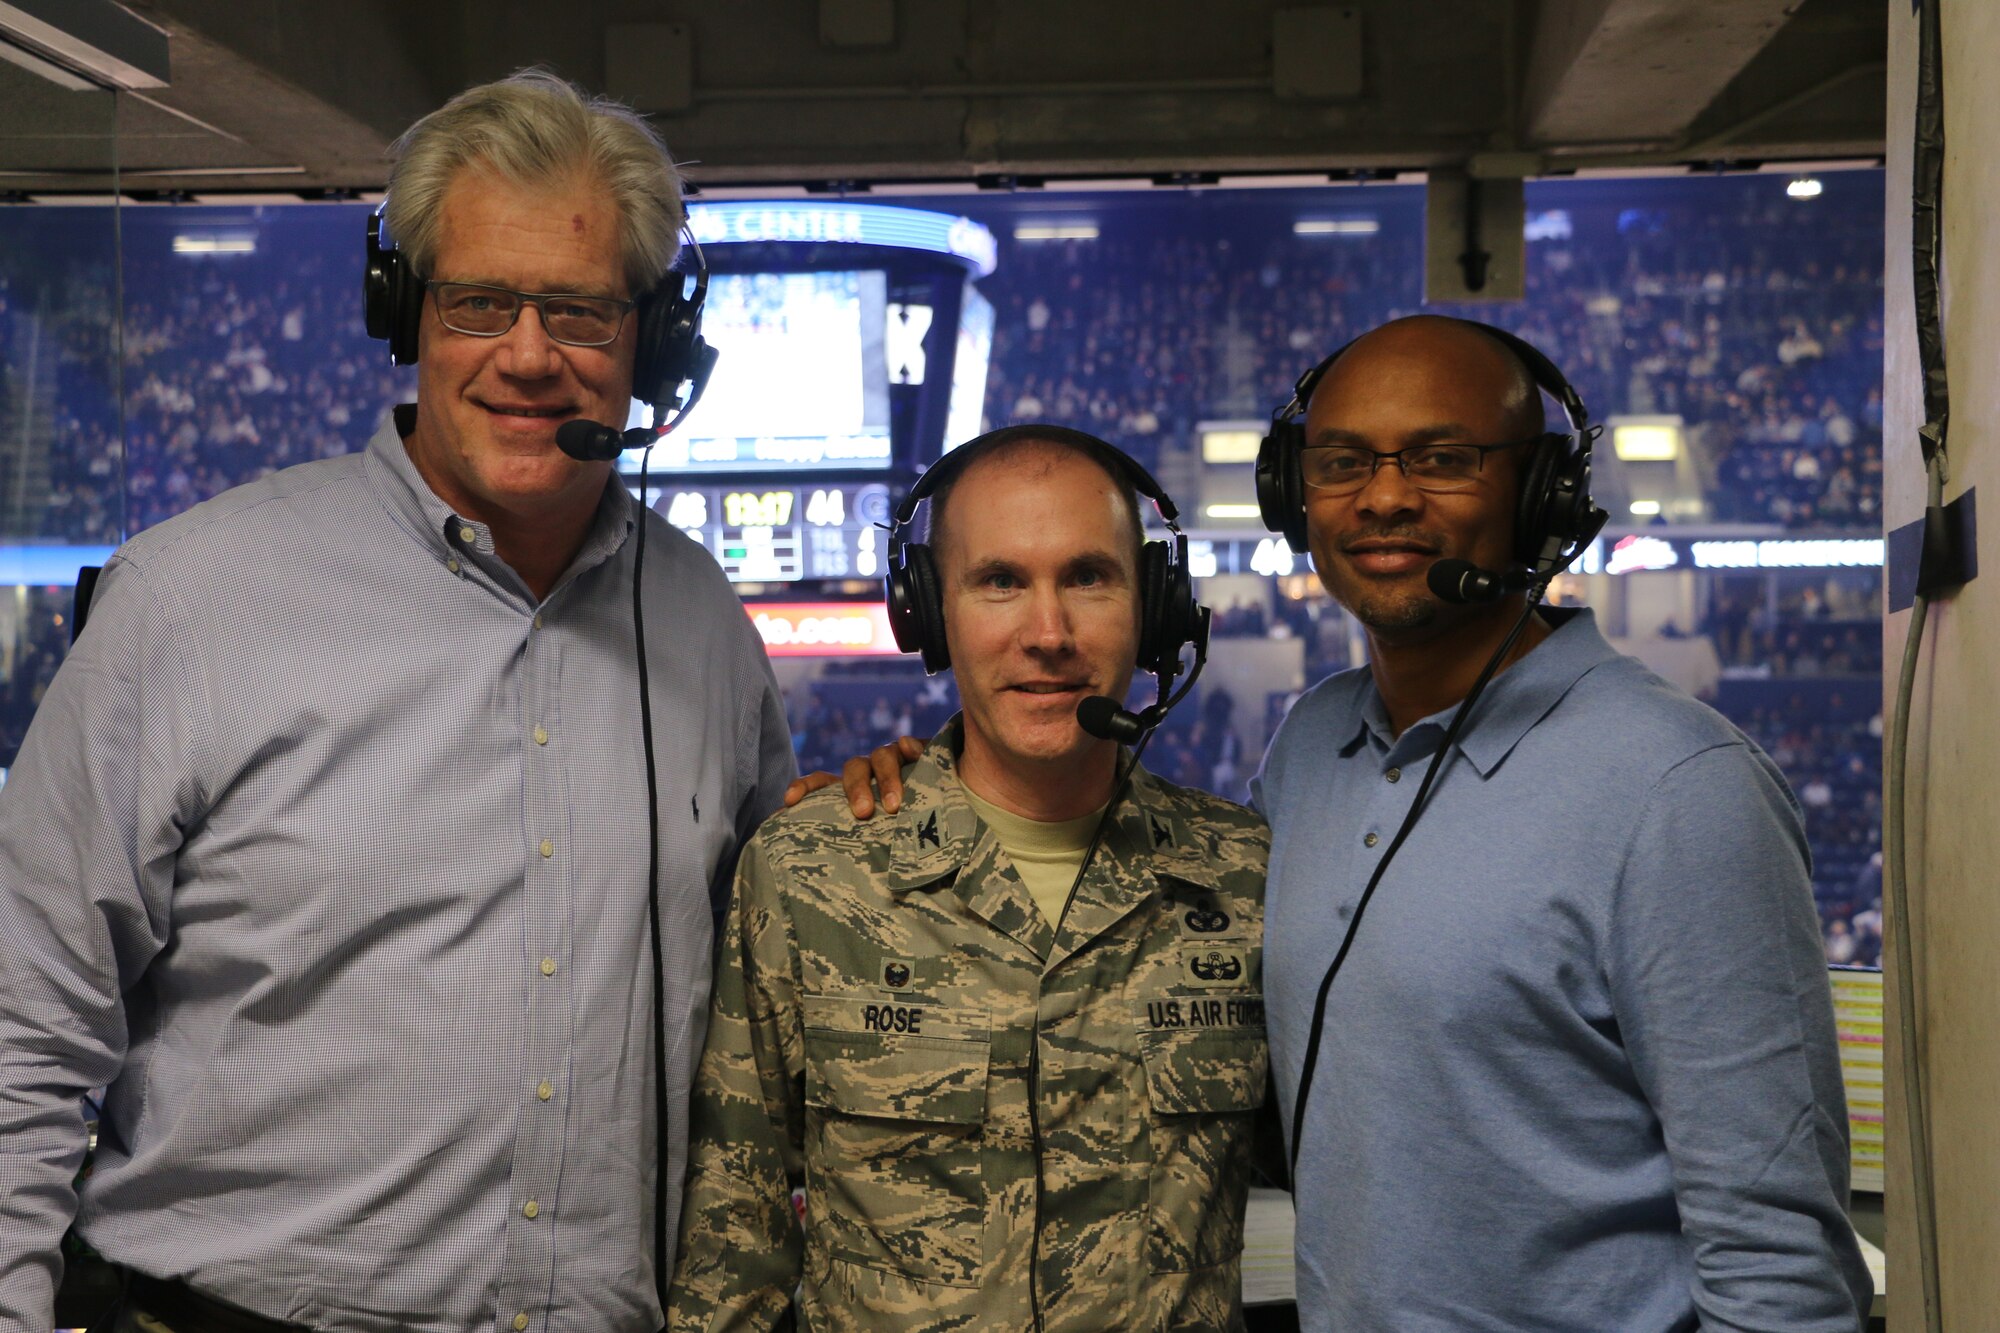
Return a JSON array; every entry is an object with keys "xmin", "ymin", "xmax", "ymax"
[
  {"xmin": 885, "ymin": 423, "xmax": 1205, "ymax": 681},
  {"xmin": 1255, "ymin": 318, "xmax": 1604, "ymax": 581},
  {"xmin": 363, "ymin": 203, "xmax": 714, "ymax": 415}
]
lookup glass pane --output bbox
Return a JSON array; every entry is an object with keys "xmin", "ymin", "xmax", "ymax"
[
  {"xmin": 0, "ymin": 74, "xmax": 122, "ymax": 782},
  {"xmin": 0, "ymin": 128, "xmax": 1885, "ymax": 977},
  {"xmin": 116, "ymin": 202, "xmax": 412, "ymax": 532},
  {"xmin": 787, "ymin": 175, "xmax": 1884, "ymax": 968}
]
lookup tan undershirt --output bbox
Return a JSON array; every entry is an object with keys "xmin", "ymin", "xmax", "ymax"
[{"xmin": 961, "ymin": 786, "xmax": 1108, "ymax": 928}]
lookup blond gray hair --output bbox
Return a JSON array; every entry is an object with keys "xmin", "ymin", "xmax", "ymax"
[{"xmin": 385, "ymin": 69, "xmax": 684, "ymax": 293}]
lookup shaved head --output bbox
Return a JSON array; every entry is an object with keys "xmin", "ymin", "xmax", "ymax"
[
  {"xmin": 1316, "ymin": 316, "xmax": 1546, "ymax": 442},
  {"xmin": 927, "ymin": 432, "xmax": 1145, "ymax": 571}
]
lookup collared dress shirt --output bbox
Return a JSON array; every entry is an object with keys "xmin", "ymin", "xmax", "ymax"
[
  {"xmin": 1253, "ymin": 608, "xmax": 1871, "ymax": 1332},
  {"xmin": 0, "ymin": 407, "xmax": 795, "ymax": 1332}
]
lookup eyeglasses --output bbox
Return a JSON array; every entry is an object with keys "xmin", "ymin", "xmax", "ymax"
[
  {"xmin": 1299, "ymin": 438, "xmax": 1541, "ymax": 495},
  {"xmin": 426, "ymin": 281, "xmax": 635, "ymax": 348}
]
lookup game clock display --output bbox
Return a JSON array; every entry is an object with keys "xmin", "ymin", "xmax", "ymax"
[{"xmin": 637, "ymin": 480, "xmax": 894, "ymax": 584}]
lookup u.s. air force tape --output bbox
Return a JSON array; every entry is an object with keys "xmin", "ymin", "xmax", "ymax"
[{"xmin": 1137, "ymin": 994, "xmax": 1266, "ymax": 1031}]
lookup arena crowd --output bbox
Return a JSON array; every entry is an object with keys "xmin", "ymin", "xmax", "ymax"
[{"xmin": 0, "ymin": 173, "xmax": 1885, "ymax": 959}]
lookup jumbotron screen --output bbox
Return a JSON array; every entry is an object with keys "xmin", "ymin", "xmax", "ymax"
[{"xmin": 632, "ymin": 270, "xmax": 892, "ymax": 473}]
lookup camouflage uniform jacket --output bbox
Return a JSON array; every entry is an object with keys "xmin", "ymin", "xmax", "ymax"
[{"xmin": 669, "ymin": 721, "xmax": 1271, "ymax": 1332}]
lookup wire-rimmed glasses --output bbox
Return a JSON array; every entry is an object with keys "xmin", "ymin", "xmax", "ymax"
[
  {"xmin": 1300, "ymin": 437, "xmax": 1542, "ymax": 495},
  {"xmin": 427, "ymin": 281, "xmax": 635, "ymax": 348}
]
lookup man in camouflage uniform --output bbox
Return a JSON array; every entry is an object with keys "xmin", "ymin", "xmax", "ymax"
[{"xmin": 669, "ymin": 429, "xmax": 1270, "ymax": 1331}]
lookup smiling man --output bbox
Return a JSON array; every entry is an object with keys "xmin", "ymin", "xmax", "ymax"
[
  {"xmin": 0, "ymin": 73, "xmax": 794, "ymax": 1333},
  {"xmin": 668, "ymin": 426, "xmax": 1270, "ymax": 1332},
  {"xmin": 1254, "ymin": 316, "xmax": 1870, "ymax": 1330}
]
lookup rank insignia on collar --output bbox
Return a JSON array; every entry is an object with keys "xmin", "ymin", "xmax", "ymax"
[
  {"xmin": 918, "ymin": 812, "xmax": 941, "ymax": 849},
  {"xmin": 1151, "ymin": 816, "xmax": 1172, "ymax": 847},
  {"xmin": 882, "ymin": 958, "xmax": 914, "ymax": 989}
]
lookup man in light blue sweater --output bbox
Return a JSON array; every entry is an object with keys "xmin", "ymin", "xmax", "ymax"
[{"xmin": 1253, "ymin": 315, "xmax": 1870, "ymax": 1330}]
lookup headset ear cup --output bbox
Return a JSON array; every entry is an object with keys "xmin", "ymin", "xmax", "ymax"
[
  {"xmin": 904, "ymin": 543, "xmax": 951, "ymax": 674},
  {"xmin": 363, "ymin": 261, "xmax": 391, "ymax": 344},
  {"xmin": 886, "ymin": 545, "xmax": 949, "ymax": 671},
  {"xmin": 1559, "ymin": 447, "xmax": 1595, "ymax": 541},
  {"xmin": 362, "ymin": 236, "xmax": 423, "ymax": 366},
  {"xmin": 633, "ymin": 286, "xmax": 688, "ymax": 407},
  {"xmin": 362, "ymin": 209, "xmax": 424, "ymax": 366},
  {"xmin": 1283, "ymin": 443, "xmax": 1308, "ymax": 553},
  {"xmin": 885, "ymin": 554, "xmax": 922, "ymax": 655},
  {"xmin": 1168, "ymin": 538, "xmax": 1197, "ymax": 670},
  {"xmin": 1513, "ymin": 435, "xmax": 1563, "ymax": 566},
  {"xmin": 1256, "ymin": 422, "xmax": 1310, "ymax": 553},
  {"xmin": 1136, "ymin": 540, "xmax": 1170, "ymax": 674},
  {"xmin": 1539, "ymin": 443, "xmax": 1594, "ymax": 559},
  {"xmin": 1264, "ymin": 422, "xmax": 1312, "ymax": 552},
  {"xmin": 634, "ymin": 290, "xmax": 663, "ymax": 399},
  {"xmin": 389, "ymin": 255, "xmax": 423, "ymax": 366}
]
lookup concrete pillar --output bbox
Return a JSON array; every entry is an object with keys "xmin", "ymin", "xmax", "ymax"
[{"xmin": 1882, "ymin": 0, "xmax": 2000, "ymax": 1323}]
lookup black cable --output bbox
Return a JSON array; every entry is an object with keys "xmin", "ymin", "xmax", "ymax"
[
  {"xmin": 633, "ymin": 445, "xmax": 668, "ymax": 1325},
  {"xmin": 1887, "ymin": 457, "xmax": 1942, "ymax": 1333},
  {"xmin": 1911, "ymin": 0, "xmax": 1948, "ymax": 458},
  {"xmin": 1888, "ymin": 2, "xmax": 1948, "ymax": 1327},
  {"xmin": 1025, "ymin": 732, "xmax": 1151, "ymax": 1333},
  {"xmin": 1285, "ymin": 597, "xmax": 1542, "ymax": 1181}
]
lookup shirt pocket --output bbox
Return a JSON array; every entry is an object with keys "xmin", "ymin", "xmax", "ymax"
[
  {"xmin": 1134, "ymin": 994, "xmax": 1269, "ymax": 1273},
  {"xmin": 802, "ymin": 993, "xmax": 992, "ymax": 1287}
]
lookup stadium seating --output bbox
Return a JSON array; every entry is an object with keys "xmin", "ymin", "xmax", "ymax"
[{"xmin": 0, "ymin": 177, "xmax": 1886, "ymax": 959}]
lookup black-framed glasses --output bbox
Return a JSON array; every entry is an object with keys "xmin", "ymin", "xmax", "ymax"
[
  {"xmin": 1299, "ymin": 437, "xmax": 1543, "ymax": 495},
  {"xmin": 426, "ymin": 281, "xmax": 635, "ymax": 347}
]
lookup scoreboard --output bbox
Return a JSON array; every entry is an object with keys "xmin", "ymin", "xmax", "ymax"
[
  {"xmin": 627, "ymin": 478, "xmax": 1321, "ymax": 587},
  {"xmin": 635, "ymin": 479, "xmax": 895, "ymax": 584}
]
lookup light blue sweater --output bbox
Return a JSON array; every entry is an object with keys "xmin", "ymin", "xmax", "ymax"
[{"xmin": 1253, "ymin": 608, "xmax": 1870, "ymax": 1332}]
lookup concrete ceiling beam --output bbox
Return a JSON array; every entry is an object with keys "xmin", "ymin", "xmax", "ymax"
[{"xmin": 1524, "ymin": 0, "xmax": 1803, "ymax": 148}]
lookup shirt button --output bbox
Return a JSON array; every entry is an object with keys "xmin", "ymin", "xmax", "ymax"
[
  {"xmin": 1386, "ymin": 767, "xmax": 1401, "ymax": 783},
  {"xmin": 459, "ymin": 525, "xmax": 477, "ymax": 544},
  {"xmin": 540, "ymin": 957, "xmax": 557, "ymax": 977},
  {"xmin": 1364, "ymin": 832, "xmax": 1380, "ymax": 848},
  {"xmin": 540, "ymin": 838, "xmax": 554, "ymax": 859},
  {"xmin": 538, "ymin": 1079, "xmax": 554, "ymax": 1102},
  {"xmin": 523, "ymin": 1199, "xmax": 540, "ymax": 1219},
  {"xmin": 514, "ymin": 1315, "xmax": 530, "ymax": 1331},
  {"xmin": 533, "ymin": 613, "xmax": 543, "ymax": 630},
  {"xmin": 446, "ymin": 558, "xmax": 461, "ymax": 575},
  {"xmin": 533, "ymin": 725, "xmax": 549, "ymax": 746}
]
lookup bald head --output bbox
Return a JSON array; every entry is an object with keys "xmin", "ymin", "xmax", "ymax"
[
  {"xmin": 926, "ymin": 432, "xmax": 1145, "ymax": 570},
  {"xmin": 1310, "ymin": 316, "xmax": 1545, "ymax": 442}
]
